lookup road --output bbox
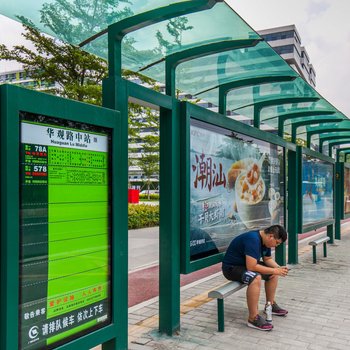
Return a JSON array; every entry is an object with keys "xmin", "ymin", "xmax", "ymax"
[{"xmin": 129, "ymin": 226, "xmax": 159, "ymax": 271}]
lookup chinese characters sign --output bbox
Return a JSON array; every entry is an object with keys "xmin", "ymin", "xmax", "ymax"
[
  {"xmin": 20, "ymin": 113, "xmax": 111, "ymax": 350},
  {"xmin": 189, "ymin": 119, "xmax": 284, "ymax": 261},
  {"xmin": 302, "ymin": 154, "xmax": 334, "ymax": 226}
]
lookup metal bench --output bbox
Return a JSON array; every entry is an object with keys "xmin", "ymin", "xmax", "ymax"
[
  {"xmin": 308, "ymin": 236, "xmax": 330, "ymax": 263},
  {"xmin": 208, "ymin": 281, "xmax": 247, "ymax": 332}
]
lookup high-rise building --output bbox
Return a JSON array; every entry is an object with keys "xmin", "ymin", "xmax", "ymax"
[{"xmin": 258, "ymin": 24, "xmax": 316, "ymax": 87}]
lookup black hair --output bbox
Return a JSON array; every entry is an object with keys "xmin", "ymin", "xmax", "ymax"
[{"xmin": 264, "ymin": 225, "xmax": 287, "ymax": 242}]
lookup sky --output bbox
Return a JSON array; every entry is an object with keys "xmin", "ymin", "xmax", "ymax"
[
  {"xmin": 1, "ymin": 0, "xmax": 350, "ymax": 116},
  {"xmin": 226, "ymin": 0, "xmax": 350, "ymax": 117}
]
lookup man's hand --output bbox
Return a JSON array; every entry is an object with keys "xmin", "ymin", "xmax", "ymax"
[{"xmin": 273, "ymin": 266, "xmax": 289, "ymax": 276}]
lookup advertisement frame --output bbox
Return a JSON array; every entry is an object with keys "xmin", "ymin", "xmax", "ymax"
[
  {"xmin": 343, "ymin": 163, "xmax": 350, "ymax": 219},
  {"xmin": 180, "ymin": 102, "xmax": 296, "ymax": 274},
  {"xmin": 0, "ymin": 84, "xmax": 121, "ymax": 350},
  {"xmin": 300, "ymin": 147, "xmax": 335, "ymax": 233}
]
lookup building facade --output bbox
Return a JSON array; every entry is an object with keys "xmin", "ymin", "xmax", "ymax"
[{"xmin": 258, "ymin": 24, "xmax": 316, "ymax": 87}]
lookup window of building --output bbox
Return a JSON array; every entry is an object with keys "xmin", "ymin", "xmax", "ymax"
[
  {"xmin": 273, "ymin": 45, "xmax": 294, "ymax": 55},
  {"xmin": 261, "ymin": 30, "xmax": 295, "ymax": 42}
]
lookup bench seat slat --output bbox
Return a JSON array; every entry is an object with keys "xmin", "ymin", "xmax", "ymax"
[
  {"xmin": 308, "ymin": 237, "xmax": 330, "ymax": 246},
  {"xmin": 208, "ymin": 281, "xmax": 246, "ymax": 299}
]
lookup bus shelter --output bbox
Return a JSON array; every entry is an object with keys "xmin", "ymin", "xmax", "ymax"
[{"xmin": 1, "ymin": 1, "xmax": 350, "ymax": 349}]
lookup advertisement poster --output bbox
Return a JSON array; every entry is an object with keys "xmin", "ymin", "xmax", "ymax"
[
  {"xmin": 20, "ymin": 113, "xmax": 111, "ymax": 350},
  {"xmin": 189, "ymin": 119, "xmax": 284, "ymax": 261},
  {"xmin": 302, "ymin": 154, "xmax": 333, "ymax": 226},
  {"xmin": 344, "ymin": 166, "xmax": 350, "ymax": 215}
]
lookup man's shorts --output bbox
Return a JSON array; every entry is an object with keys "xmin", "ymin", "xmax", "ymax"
[{"xmin": 222, "ymin": 262, "xmax": 272, "ymax": 285}]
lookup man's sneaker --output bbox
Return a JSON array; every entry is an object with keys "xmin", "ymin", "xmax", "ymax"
[
  {"xmin": 247, "ymin": 315, "xmax": 273, "ymax": 331},
  {"xmin": 271, "ymin": 302, "xmax": 288, "ymax": 316}
]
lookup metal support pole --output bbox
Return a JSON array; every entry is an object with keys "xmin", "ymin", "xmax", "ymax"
[
  {"xmin": 335, "ymin": 163, "xmax": 343, "ymax": 240},
  {"xmin": 287, "ymin": 147, "xmax": 301, "ymax": 264},
  {"xmin": 159, "ymin": 102, "xmax": 181, "ymax": 335},
  {"xmin": 275, "ymin": 243, "xmax": 286, "ymax": 267},
  {"xmin": 327, "ymin": 223, "xmax": 334, "ymax": 244},
  {"xmin": 323, "ymin": 242, "xmax": 327, "ymax": 257},
  {"xmin": 217, "ymin": 299, "xmax": 224, "ymax": 332},
  {"xmin": 312, "ymin": 246, "xmax": 317, "ymax": 264}
]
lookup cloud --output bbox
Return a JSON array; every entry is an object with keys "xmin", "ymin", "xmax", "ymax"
[{"xmin": 227, "ymin": 0, "xmax": 350, "ymax": 116}]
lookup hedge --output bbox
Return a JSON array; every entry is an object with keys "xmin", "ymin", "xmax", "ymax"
[
  {"xmin": 139, "ymin": 193, "xmax": 160, "ymax": 201},
  {"xmin": 128, "ymin": 204, "xmax": 159, "ymax": 229}
]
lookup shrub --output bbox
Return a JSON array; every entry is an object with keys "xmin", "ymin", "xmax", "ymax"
[
  {"xmin": 128, "ymin": 204, "xmax": 159, "ymax": 229},
  {"xmin": 139, "ymin": 193, "xmax": 160, "ymax": 201}
]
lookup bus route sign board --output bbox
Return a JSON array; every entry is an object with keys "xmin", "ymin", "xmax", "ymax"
[{"xmin": 19, "ymin": 112, "xmax": 111, "ymax": 350}]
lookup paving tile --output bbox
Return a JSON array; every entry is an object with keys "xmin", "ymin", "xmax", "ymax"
[{"xmin": 125, "ymin": 225, "xmax": 350, "ymax": 350}]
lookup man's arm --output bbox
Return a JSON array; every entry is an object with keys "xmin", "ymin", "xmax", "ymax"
[
  {"xmin": 263, "ymin": 256, "xmax": 280, "ymax": 268},
  {"xmin": 246, "ymin": 255, "xmax": 288, "ymax": 276}
]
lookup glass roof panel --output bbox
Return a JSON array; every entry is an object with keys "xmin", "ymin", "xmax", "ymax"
[
  {"xmin": 122, "ymin": 3, "xmax": 259, "ymax": 72},
  {"xmin": 0, "ymin": 0, "xmax": 191, "ymax": 45},
  {"xmin": 227, "ymin": 77, "xmax": 317, "ymax": 113},
  {"xmin": 0, "ymin": 0, "xmax": 347, "ymax": 128},
  {"xmin": 260, "ymin": 99, "xmax": 335, "ymax": 122}
]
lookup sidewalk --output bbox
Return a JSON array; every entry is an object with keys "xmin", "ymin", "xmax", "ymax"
[{"xmin": 127, "ymin": 222, "xmax": 350, "ymax": 350}]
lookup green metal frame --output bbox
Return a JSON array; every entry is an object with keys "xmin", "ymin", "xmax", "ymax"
[
  {"xmin": 318, "ymin": 135, "xmax": 350, "ymax": 154},
  {"xmin": 164, "ymin": 39, "xmax": 261, "ymax": 95},
  {"xmin": 299, "ymin": 147, "xmax": 335, "ymax": 243},
  {"xmin": 336, "ymin": 148, "xmax": 350, "ymax": 162},
  {"xmin": 273, "ymin": 111, "xmax": 336, "ymax": 137},
  {"xmin": 216, "ymin": 74, "xmax": 298, "ymax": 115},
  {"xmin": 95, "ymin": 0, "xmax": 345, "ymax": 339},
  {"xmin": 287, "ymin": 146, "xmax": 301, "ymax": 264},
  {"xmin": 0, "ymin": 84, "xmax": 121, "ymax": 350},
  {"xmin": 335, "ymin": 162, "xmax": 344, "ymax": 239},
  {"xmin": 240, "ymin": 97, "xmax": 320, "ymax": 129},
  {"xmin": 180, "ymin": 101, "xmax": 295, "ymax": 273},
  {"xmin": 327, "ymin": 139, "xmax": 350, "ymax": 157},
  {"xmin": 341, "ymin": 162, "xmax": 350, "ymax": 220},
  {"xmin": 102, "ymin": 1, "xmax": 224, "ymax": 337},
  {"xmin": 291, "ymin": 116, "xmax": 344, "ymax": 143},
  {"xmin": 306, "ymin": 124, "xmax": 350, "ymax": 148},
  {"xmin": 340, "ymin": 151, "xmax": 350, "ymax": 163}
]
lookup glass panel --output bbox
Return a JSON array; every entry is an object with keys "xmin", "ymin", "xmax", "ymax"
[
  {"xmin": 0, "ymin": 0, "xmax": 190, "ymax": 45},
  {"xmin": 0, "ymin": 0, "xmax": 344, "ymax": 126},
  {"xmin": 227, "ymin": 77, "xmax": 317, "ymax": 114},
  {"xmin": 189, "ymin": 118, "xmax": 284, "ymax": 261},
  {"xmin": 261, "ymin": 100, "xmax": 334, "ymax": 123},
  {"xmin": 123, "ymin": 3, "xmax": 258, "ymax": 73},
  {"xmin": 302, "ymin": 154, "xmax": 334, "ymax": 226}
]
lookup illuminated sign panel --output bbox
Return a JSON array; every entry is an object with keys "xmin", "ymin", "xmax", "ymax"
[
  {"xmin": 302, "ymin": 154, "xmax": 334, "ymax": 226},
  {"xmin": 344, "ymin": 166, "xmax": 350, "ymax": 215},
  {"xmin": 20, "ymin": 112, "xmax": 111, "ymax": 350},
  {"xmin": 189, "ymin": 119, "xmax": 284, "ymax": 261}
]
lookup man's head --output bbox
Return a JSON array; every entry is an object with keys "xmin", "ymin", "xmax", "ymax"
[{"xmin": 263, "ymin": 225, "xmax": 287, "ymax": 248}]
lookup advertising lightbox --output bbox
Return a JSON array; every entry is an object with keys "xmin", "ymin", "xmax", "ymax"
[
  {"xmin": 188, "ymin": 119, "xmax": 284, "ymax": 262},
  {"xmin": 301, "ymin": 154, "xmax": 334, "ymax": 226},
  {"xmin": 344, "ymin": 165, "xmax": 350, "ymax": 215},
  {"xmin": 19, "ymin": 112, "xmax": 111, "ymax": 350}
]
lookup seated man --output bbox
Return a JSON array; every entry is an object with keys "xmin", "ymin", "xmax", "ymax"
[{"xmin": 222, "ymin": 224, "xmax": 288, "ymax": 331}]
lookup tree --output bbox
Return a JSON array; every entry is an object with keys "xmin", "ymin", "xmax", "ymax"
[
  {"xmin": 155, "ymin": 17, "xmax": 193, "ymax": 54},
  {"xmin": 136, "ymin": 108, "xmax": 160, "ymax": 198},
  {"xmin": 0, "ymin": 22, "xmax": 107, "ymax": 105},
  {"xmin": 40, "ymin": 0, "xmax": 133, "ymax": 46}
]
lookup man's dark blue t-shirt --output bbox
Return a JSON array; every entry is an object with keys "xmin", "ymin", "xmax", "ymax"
[{"xmin": 222, "ymin": 230, "xmax": 271, "ymax": 267}]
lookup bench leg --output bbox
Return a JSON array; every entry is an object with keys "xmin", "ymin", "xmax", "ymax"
[
  {"xmin": 312, "ymin": 246, "xmax": 317, "ymax": 263},
  {"xmin": 323, "ymin": 242, "xmax": 327, "ymax": 257},
  {"xmin": 217, "ymin": 299, "xmax": 224, "ymax": 332}
]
